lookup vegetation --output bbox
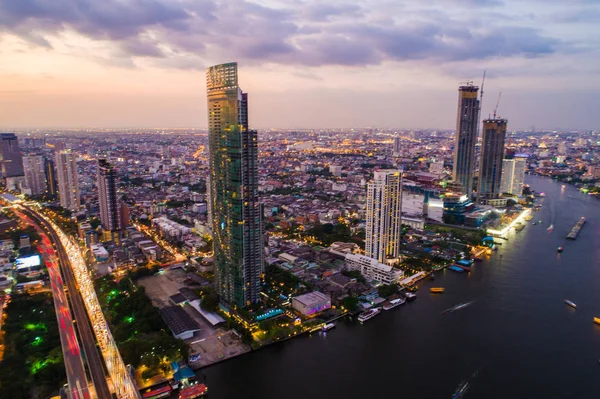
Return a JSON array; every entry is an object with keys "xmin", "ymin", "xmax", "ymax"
[
  {"xmin": 342, "ymin": 296, "xmax": 360, "ymax": 312},
  {"xmin": 342, "ymin": 269, "xmax": 366, "ymax": 283},
  {"xmin": 377, "ymin": 284, "xmax": 399, "ymax": 298},
  {"xmin": 94, "ymin": 276, "xmax": 187, "ymax": 373},
  {"xmin": 200, "ymin": 290, "xmax": 219, "ymax": 312},
  {"xmin": 265, "ymin": 264, "xmax": 309, "ymax": 295},
  {"xmin": 0, "ymin": 224, "xmax": 41, "ymax": 249},
  {"xmin": 425, "ymin": 224, "xmax": 487, "ymax": 247},
  {"xmin": 0, "ymin": 293, "xmax": 66, "ymax": 399}
]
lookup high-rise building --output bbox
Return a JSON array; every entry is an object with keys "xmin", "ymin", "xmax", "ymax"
[
  {"xmin": 478, "ymin": 119, "xmax": 508, "ymax": 201},
  {"xmin": 500, "ymin": 157, "xmax": 526, "ymax": 195},
  {"xmin": 97, "ymin": 159, "xmax": 122, "ymax": 233},
  {"xmin": 0, "ymin": 133, "xmax": 24, "ymax": 178},
  {"xmin": 393, "ymin": 137, "xmax": 402, "ymax": 155},
  {"xmin": 45, "ymin": 157, "xmax": 58, "ymax": 196},
  {"xmin": 206, "ymin": 62, "xmax": 264, "ymax": 308},
  {"xmin": 22, "ymin": 155, "xmax": 47, "ymax": 195},
  {"xmin": 452, "ymin": 85, "xmax": 480, "ymax": 196},
  {"xmin": 55, "ymin": 150, "xmax": 80, "ymax": 211},
  {"xmin": 365, "ymin": 170, "xmax": 402, "ymax": 264}
]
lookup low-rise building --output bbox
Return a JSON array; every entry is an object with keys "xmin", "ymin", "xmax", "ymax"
[
  {"xmin": 345, "ymin": 253, "xmax": 404, "ymax": 285},
  {"xmin": 291, "ymin": 291, "xmax": 331, "ymax": 316}
]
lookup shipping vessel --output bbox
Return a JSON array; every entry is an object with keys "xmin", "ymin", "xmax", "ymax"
[
  {"xmin": 358, "ymin": 307, "xmax": 382, "ymax": 323},
  {"xmin": 430, "ymin": 287, "xmax": 445, "ymax": 293},
  {"xmin": 566, "ymin": 217, "xmax": 586, "ymax": 240},
  {"xmin": 594, "ymin": 317, "xmax": 600, "ymax": 326}
]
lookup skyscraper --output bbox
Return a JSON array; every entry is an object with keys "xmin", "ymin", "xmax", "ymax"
[
  {"xmin": 45, "ymin": 157, "xmax": 58, "ymax": 196},
  {"xmin": 0, "ymin": 133, "xmax": 24, "ymax": 178},
  {"xmin": 478, "ymin": 119, "xmax": 508, "ymax": 201},
  {"xmin": 365, "ymin": 170, "xmax": 402, "ymax": 264},
  {"xmin": 22, "ymin": 155, "xmax": 47, "ymax": 195},
  {"xmin": 452, "ymin": 84, "xmax": 480, "ymax": 196},
  {"xmin": 97, "ymin": 159, "xmax": 122, "ymax": 234},
  {"xmin": 55, "ymin": 150, "xmax": 80, "ymax": 211},
  {"xmin": 206, "ymin": 62, "xmax": 264, "ymax": 308},
  {"xmin": 500, "ymin": 157, "xmax": 526, "ymax": 195},
  {"xmin": 393, "ymin": 137, "xmax": 401, "ymax": 155}
]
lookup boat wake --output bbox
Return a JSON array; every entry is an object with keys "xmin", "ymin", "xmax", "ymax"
[
  {"xmin": 547, "ymin": 224, "xmax": 554, "ymax": 233},
  {"xmin": 442, "ymin": 300, "xmax": 475, "ymax": 315},
  {"xmin": 452, "ymin": 367, "xmax": 481, "ymax": 398}
]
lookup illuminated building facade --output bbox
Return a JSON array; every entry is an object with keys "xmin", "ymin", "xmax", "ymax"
[
  {"xmin": 206, "ymin": 62, "xmax": 264, "ymax": 308},
  {"xmin": 55, "ymin": 150, "xmax": 80, "ymax": 211},
  {"xmin": 500, "ymin": 157, "xmax": 526, "ymax": 195},
  {"xmin": 365, "ymin": 170, "xmax": 402, "ymax": 264},
  {"xmin": 0, "ymin": 133, "xmax": 24, "ymax": 178},
  {"xmin": 23, "ymin": 155, "xmax": 47, "ymax": 195},
  {"xmin": 452, "ymin": 85, "xmax": 480, "ymax": 196},
  {"xmin": 97, "ymin": 159, "xmax": 122, "ymax": 236}
]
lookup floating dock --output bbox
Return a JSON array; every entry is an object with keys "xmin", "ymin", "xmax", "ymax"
[{"xmin": 566, "ymin": 217, "xmax": 586, "ymax": 240}]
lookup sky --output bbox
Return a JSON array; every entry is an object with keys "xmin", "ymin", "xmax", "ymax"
[{"xmin": 0, "ymin": 0, "xmax": 599, "ymax": 130}]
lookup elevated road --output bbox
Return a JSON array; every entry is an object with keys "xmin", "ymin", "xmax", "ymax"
[{"xmin": 17, "ymin": 207, "xmax": 112, "ymax": 399}]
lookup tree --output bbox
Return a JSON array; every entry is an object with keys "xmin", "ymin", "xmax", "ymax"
[
  {"xmin": 201, "ymin": 291, "xmax": 219, "ymax": 312},
  {"xmin": 343, "ymin": 296, "xmax": 359, "ymax": 312},
  {"xmin": 377, "ymin": 284, "xmax": 399, "ymax": 298}
]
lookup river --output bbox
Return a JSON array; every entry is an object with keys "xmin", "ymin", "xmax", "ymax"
[{"xmin": 199, "ymin": 175, "xmax": 600, "ymax": 398}]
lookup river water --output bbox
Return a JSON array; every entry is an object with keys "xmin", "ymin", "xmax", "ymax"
[{"xmin": 200, "ymin": 175, "xmax": 600, "ymax": 398}]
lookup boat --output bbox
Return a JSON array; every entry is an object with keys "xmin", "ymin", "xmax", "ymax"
[
  {"xmin": 430, "ymin": 287, "xmax": 445, "ymax": 293},
  {"xmin": 564, "ymin": 299, "xmax": 577, "ymax": 309},
  {"xmin": 594, "ymin": 317, "xmax": 600, "ymax": 325},
  {"xmin": 383, "ymin": 298, "xmax": 405, "ymax": 310},
  {"xmin": 448, "ymin": 265, "xmax": 465, "ymax": 273},
  {"xmin": 179, "ymin": 384, "xmax": 208, "ymax": 399},
  {"xmin": 358, "ymin": 307, "xmax": 382, "ymax": 322},
  {"xmin": 442, "ymin": 301, "xmax": 474, "ymax": 315},
  {"xmin": 514, "ymin": 223, "xmax": 525, "ymax": 231},
  {"xmin": 557, "ymin": 247, "xmax": 563, "ymax": 253},
  {"xmin": 321, "ymin": 322, "xmax": 336, "ymax": 332},
  {"xmin": 566, "ymin": 217, "xmax": 586, "ymax": 240},
  {"xmin": 404, "ymin": 292, "xmax": 417, "ymax": 301},
  {"xmin": 454, "ymin": 264, "xmax": 471, "ymax": 272}
]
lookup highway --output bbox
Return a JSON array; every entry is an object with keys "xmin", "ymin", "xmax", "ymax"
[{"xmin": 17, "ymin": 207, "xmax": 113, "ymax": 399}]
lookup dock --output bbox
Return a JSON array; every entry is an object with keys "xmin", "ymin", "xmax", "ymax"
[{"xmin": 566, "ymin": 217, "xmax": 586, "ymax": 240}]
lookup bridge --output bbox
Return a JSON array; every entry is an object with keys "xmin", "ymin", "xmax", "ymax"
[{"xmin": 17, "ymin": 204, "xmax": 140, "ymax": 399}]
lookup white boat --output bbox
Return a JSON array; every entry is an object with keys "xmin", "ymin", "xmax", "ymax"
[
  {"xmin": 383, "ymin": 298, "xmax": 406, "ymax": 310},
  {"xmin": 321, "ymin": 322, "xmax": 336, "ymax": 332},
  {"xmin": 404, "ymin": 292, "xmax": 417, "ymax": 301},
  {"xmin": 358, "ymin": 307, "xmax": 382, "ymax": 323}
]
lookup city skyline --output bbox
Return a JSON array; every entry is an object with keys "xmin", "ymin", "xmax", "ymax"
[{"xmin": 0, "ymin": 0, "xmax": 599, "ymax": 130}]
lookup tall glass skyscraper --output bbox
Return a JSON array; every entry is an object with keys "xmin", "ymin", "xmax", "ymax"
[
  {"xmin": 97, "ymin": 159, "xmax": 122, "ymax": 233},
  {"xmin": 206, "ymin": 62, "xmax": 264, "ymax": 308},
  {"xmin": 478, "ymin": 119, "xmax": 508, "ymax": 201},
  {"xmin": 452, "ymin": 85, "xmax": 480, "ymax": 196},
  {"xmin": 365, "ymin": 170, "xmax": 402, "ymax": 264}
]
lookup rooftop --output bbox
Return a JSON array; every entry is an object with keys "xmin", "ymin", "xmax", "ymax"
[{"xmin": 159, "ymin": 306, "xmax": 200, "ymax": 336}]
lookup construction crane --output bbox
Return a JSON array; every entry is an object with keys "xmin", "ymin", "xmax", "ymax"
[
  {"xmin": 480, "ymin": 70, "xmax": 486, "ymax": 106},
  {"xmin": 493, "ymin": 92, "xmax": 502, "ymax": 119}
]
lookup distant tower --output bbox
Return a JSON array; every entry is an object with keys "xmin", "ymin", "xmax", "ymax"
[
  {"xmin": 478, "ymin": 119, "xmax": 508, "ymax": 201},
  {"xmin": 393, "ymin": 137, "xmax": 402, "ymax": 155},
  {"xmin": 0, "ymin": 133, "xmax": 24, "ymax": 178},
  {"xmin": 55, "ymin": 150, "xmax": 80, "ymax": 211},
  {"xmin": 452, "ymin": 84, "xmax": 480, "ymax": 196},
  {"xmin": 207, "ymin": 62, "xmax": 264, "ymax": 308},
  {"xmin": 97, "ymin": 159, "xmax": 122, "ymax": 237},
  {"xmin": 22, "ymin": 155, "xmax": 47, "ymax": 195},
  {"xmin": 365, "ymin": 170, "xmax": 402, "ymax": 264},
  {"xmin": 44, "ymin": 157, "xmax": 58, "ymax": 196}
]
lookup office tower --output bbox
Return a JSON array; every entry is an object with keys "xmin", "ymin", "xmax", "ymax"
[
  {"xmin": 55, "ymin": 150, "xmax": 80, "ymax": 211},
  {"xmin": 365, "ymin": 170, "xmax": 402, "ymax": 264},
  {"xmin": 478, "ymin": 119, "xmax": 508, "ymax": 201},
  {"xmin": 22, "ymin": 155, "xmax": 47, "ymax": 195},
  {"xmin": 44, "ymin": 157, "xmax": 58, "ymax": 196},
  {"xmin": 452, "ymin": 84, "xmax": 480, "ymax": 195},
  {"xmin": 97, "ymin": 159, "xmax": 122, "ymax": 233},
  {"xmin": 393, "ymin": 137, "xmax": 401, "ymax": 155},
  {"xmin": 206, "ymin": 62, "xmax": 264, "ymax": 308},
  {"xmin": 0, "ymin": 133, "xmax": 24, "ymax": 178},
  {"xmin": 500, "ymin": 158, "xmax": 526, "ymax": 195}
]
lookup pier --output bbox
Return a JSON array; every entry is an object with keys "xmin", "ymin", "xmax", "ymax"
[{"xmin": 566, "ymin": 217, "xmax": 586, "ymax": 240}]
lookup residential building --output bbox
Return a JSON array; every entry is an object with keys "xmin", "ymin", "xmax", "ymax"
[
  {"xmin": 365, "ymin": 170, "xmax": 402, "ymax": 264},
  {"xmin": 345, "ymin": 253, "xmax": 404, "ymax": 285},
  {"xmin": 22, "ymin": 155, "xmax": 47, "ymax": 195},
  {"xmin": 206, "ymin": 62, "xmax": 264, "ymax": 308},
  {"xmin": 97, "ymin": 159, "xmax": 122, "ymax": 236},
  {"xmin": 500, "ymin": 158, "xmax": 526, "ymax": 195},
  {"xmin": 55, "ymin": 150, "xmax": 80, "ymax": 211},
  {"xmin": 478, "ymin": 119, "xmax": 508, "ymax": 202},
  {"xmin": 452, "ymin": 84, "xmax": 480, "ymax": 195}
]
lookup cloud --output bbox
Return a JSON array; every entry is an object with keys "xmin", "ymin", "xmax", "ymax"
[{"xmin": 0, "ymin": 0, "xmax": 577, "ymax": 69}]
